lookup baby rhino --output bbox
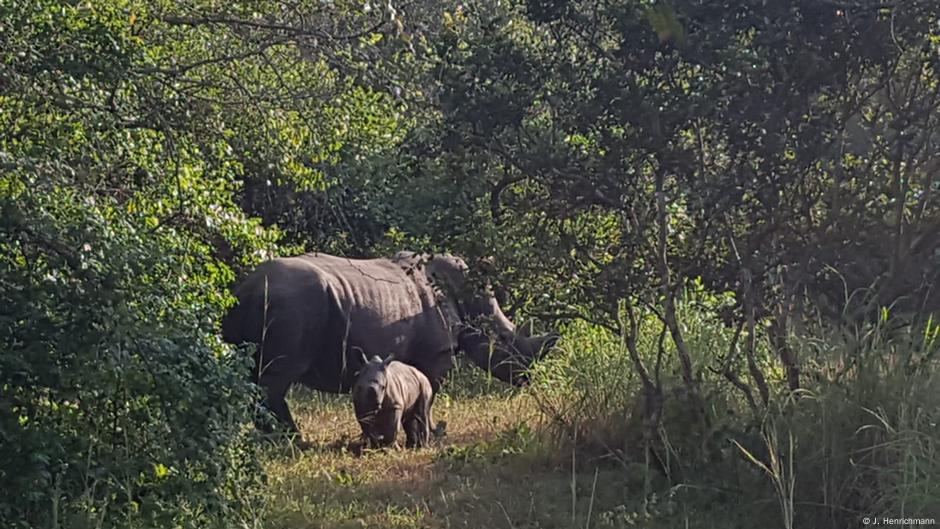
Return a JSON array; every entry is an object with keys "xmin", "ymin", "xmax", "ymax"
[{"xmin": 353, "ymin": 356, "xmax": 433, "ymax": 449}]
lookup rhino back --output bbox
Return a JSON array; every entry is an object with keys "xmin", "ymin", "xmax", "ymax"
[
  {"xmin": 297, "ymin": 254, "xmax": 455, "ymax": 360},
  {"xmin": 223, "ymin": 253, "xmax": 459, "ymax": 392},
  {"xmin": 305, "ymin": 254, "xmax": 429, "ymax": 327},
  {"xmin": 384, "ymin": 361, "xmax": 432, "ymax": 409}
]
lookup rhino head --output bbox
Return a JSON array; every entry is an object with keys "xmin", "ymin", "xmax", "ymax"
[
  {"xmin": 353, "ymin": 354, "xmax": 392, "ymax": 411},
  {"xmin": 458, "ymin": 321, "xmax": 560, "ymax": 386},
  {"xmin": 417, "ymin": 253, "xmax": 560, "ymax": 385}
]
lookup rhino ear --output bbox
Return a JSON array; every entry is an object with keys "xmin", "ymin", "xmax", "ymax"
[
  {"xmin": 371, "ymin": 355, "xmax": 383, "ymax": 364},
  {"xmin": 543, "ymin": 332, "xmax": 561, "ymax": 351},
  {"xmin": 355, "ymin": 348, "xmax": 368, "ymax": 366},
  {"xmin": 521, "ymin": 320, "xmax": 532, "ymax": 337},
  {"xmin": 383, "ymin": 354, "xmax": 395, "ymax": 365}
]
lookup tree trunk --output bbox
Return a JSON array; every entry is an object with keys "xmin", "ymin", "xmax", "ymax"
[{"xmin": 653, "ymin": 176, "xmax": 706, "ymax": 423}]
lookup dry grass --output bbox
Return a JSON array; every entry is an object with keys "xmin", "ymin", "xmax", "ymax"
[
  {"xmin": 260, "ymin": 388, "xmax": 652, "ymax": 529},
  {"xmin": 256, "ymin": 319, "xmax": 940, "ymax": 529}
]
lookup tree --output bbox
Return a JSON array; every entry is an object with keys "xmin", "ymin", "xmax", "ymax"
[
  {"xmin": 0, "ymin": 0, "xmax": 414, "ymax": 525},
  {"xmin": 410, "ymin": 0, "xmax": 940, "ymax": 416}
]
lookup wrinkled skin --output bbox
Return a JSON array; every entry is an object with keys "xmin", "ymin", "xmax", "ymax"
[
  {"xmin": 353, "ymin": 356, "xmax": 432, "ymax": 449},
  {"xmin": 222, "ymin": 251, "xmax": 558, "ymax": 438}
]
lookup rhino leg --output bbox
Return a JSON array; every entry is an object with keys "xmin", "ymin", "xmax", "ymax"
[
  {"xmin": 414, "ymin": 351, "xmax": 451, "ymax": 438},
  {"xmin": 251, "ymin": 324, "xmax": 314, "ymax": 444},
  {"xmin": 376, "ymin": 407, "xmax": 402, "ymax": 449},
  {"xmin": 404, "ymin": 420, "xmax": 428, "ymax": 448},
  {"xmin": 404, "ymin": 413, "xmax": 418, "ymax": 449},
  {"xmin": 404, "ymin": 416, "xmax": 430, "ymax": 449},
  {"xmin": 416, "ymin": 394, "xmax": 432, "ymax": 447},
  {"xmin": 404, "ymin": 396, "xmax": 431, "ymax": 449},
  {"xmin": 260, "ymin": 375, "xmax": 301, "ymax": 437}
]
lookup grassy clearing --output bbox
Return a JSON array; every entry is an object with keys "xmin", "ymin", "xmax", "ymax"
[
  {"xmin": 257, "ymin": 314, "xmax": 940, "ymax": 529},
  {"xmin": 260, "ymin": 387, "xmax": 689, "ymax": 529}
]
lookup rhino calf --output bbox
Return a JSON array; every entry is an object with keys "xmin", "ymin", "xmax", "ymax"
[{"xmin": 353, "ymin": 356, "xmax": 433, "ymax": 449}]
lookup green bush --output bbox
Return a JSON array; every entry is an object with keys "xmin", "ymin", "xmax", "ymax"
[
  {"xmin": 1, "ymin": 0, "xmax": 411, "ymax": 523},
  {"xmin": 529, "ymin": 317, "xmax": 638, "ymax": 451},
  {"xmin": 0, "ymin": 185, "xmax": 265, "ymax": 528},
  {"xmin": 0, "ymin": 2, "xmax": 299, "ymax": 526},
  {"xmin": 529, "ymin": 283, "xmax": 750, "ymax": 457}
]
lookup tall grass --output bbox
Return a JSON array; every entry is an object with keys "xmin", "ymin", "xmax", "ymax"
[
  {"xmin": 526, "ymin": 288, "xmax": 940, "ymax": 528},
  {"xmin": 781, "ymin": 314, "xmax": 940, "ymax": 527},
  {"xmin": 528, "ymin": 286, "xmax": 755, "ymax": 459}
]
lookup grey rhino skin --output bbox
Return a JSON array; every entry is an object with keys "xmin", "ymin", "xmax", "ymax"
[
  {"xmin": 222, "ymin": 251, "xmax": 558, "ymax": 436},
  {"xmin": 353, "ymin": 356, "xmax": 433, "ymax": 449}
]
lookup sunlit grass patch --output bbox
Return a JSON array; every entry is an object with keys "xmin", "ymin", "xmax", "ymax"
[
  {"xmin": 257, "ymin": 309, "xmax": 940, "ymax": 529},
  {"xmin": 260, "ymin": 385, "xmax": 749, "ymax": 529},
  {"xmin": 261, "ymin": 388, "xmax": 643, "ymax": 529}
]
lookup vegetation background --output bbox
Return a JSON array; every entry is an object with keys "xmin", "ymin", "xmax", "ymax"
[{"xmin": 1, "ymin": 0, "xmax": 938, "ymax": 527}]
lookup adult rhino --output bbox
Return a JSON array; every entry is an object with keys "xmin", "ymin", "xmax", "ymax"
[{"xmin": 221, "ymin": 251, "xmax": 558, "ymax": 436}]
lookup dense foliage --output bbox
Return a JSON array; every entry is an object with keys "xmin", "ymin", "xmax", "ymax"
[
  {"xmin": 0, "ymin": 0, "xmax": 403, "ymax": 525},
  {"xmin": 422, "ymin": 0, "xmax": 940, "ymax": 342},
  {"xmin": 1, "ymin": 0, "xmax": 938, "ymax": 527}
]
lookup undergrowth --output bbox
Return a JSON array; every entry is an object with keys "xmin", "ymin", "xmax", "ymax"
[
  {"xmin": 256, "ymin": 294, "xmax": 939, "ymax": 529},
  {"xmin": 527, "ymin": 293, "xmax": 940, "ymax": 528}
]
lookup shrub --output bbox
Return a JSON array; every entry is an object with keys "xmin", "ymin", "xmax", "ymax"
[
  {"xmin": 529, "ymin": 284, "xmax": 752, "ymax": 460},
  {"xmin": 527, "ymin": 288, "xmax": 940, "ymax": 528},
  {"xmin": 0, "ymin": 185, "xmax": 266, "ymax": 528},
  {"xmin": 0, "ymin": 2, "xmax": 285, "ymax": 525}
]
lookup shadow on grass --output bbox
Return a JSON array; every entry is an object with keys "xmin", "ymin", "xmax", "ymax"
[
  {"xmin": 261, "ymin": 422, "xmax": 757, "ymax": 529},
  {"xmin": 261, "ymin": 386, "xmax": 765, "ymax": 529}
]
